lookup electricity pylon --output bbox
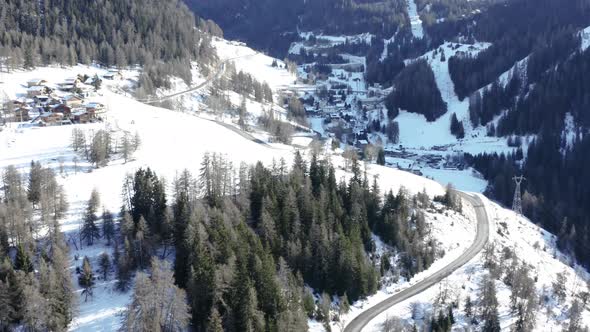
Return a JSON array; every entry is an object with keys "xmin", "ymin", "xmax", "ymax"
[{"xmin": 512, "ymin": 175, "xmax": 525, "ymax": 215}]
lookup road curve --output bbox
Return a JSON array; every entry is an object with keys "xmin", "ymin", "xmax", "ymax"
[
  {"xmin": 139, "ymin": 52, "xmax": 258, "ymax": 104},
  {"xmin": 344, "ymin": 192, "xmax": 490, "ymax": 332}
]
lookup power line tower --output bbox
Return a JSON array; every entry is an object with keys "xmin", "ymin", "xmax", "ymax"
[{"xmin": 512, "ymin": 176, "xmax": 525, "ymax": 215}]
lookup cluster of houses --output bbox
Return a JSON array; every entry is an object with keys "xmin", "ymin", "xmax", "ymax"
[{"xmin": 4, "ymin": 72, "xmax": 117, "ymax": 126}]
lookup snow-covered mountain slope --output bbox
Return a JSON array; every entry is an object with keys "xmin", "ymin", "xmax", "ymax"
[
  {"xmin": 0, "ymin": 66, "xmax": 300, "ymax": 330},
  {"xmin": 0, "ymin": 65, "xmax": 451, "ymax": 331},
  {"xmin": 358, "ymin": 197, "xmax": 590, "ymax": 332},
  {"xmin": 407, "ymin": 0, "xmax": 424, "ymax": 39},
  {"xmin": 212, "ymin": 37, "xmax": 297, "ymax": 91},
  {"xmin": 395, "ymin": 42, "xmax": 499, "ymax": 151}
]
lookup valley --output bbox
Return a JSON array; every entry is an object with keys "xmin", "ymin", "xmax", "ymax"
[{"xmin": 1, "ymin": 0, "xmax": 590, "ymax": 331}]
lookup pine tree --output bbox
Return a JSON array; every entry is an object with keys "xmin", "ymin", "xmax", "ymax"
[
  {"xmin": 377, "ymin": 148, "xmax": 386, "ymax": 165},
  {"xmin": 27, "ymin": 161, "xmax": 43, "ymax": 206},
  {"xmin": 120, "ymin": 258, "xmax": 190, "ymax": 331},
  {"xmin": 78, "ymin": 256, "xmax": 94, "ymax": 302},
  {"xmin": 99, "ymin": 252, "xmax": 111, "ymax": 280},
  {"xmin": 188, "ymin": 234, "xmax": 215, "ymax": 331},
  {"xmin": 0, "ymin": 279, "xmax": 14, "ymax": 328},
  {"xmin": 49, "ymin": 241, "xmax": 74, "ymax": 329},
  {"xmin": 172, "ymin": 190, "xmax": 191, "ymax": 288},
  {"xmin": 14, "ymin": 244, "xmax": 33, "ymax": 273},
  {"xmin": 481, "ymin": 275, "xmax": 501, "ymax": 332},
  {"xmin": 339, "ymin": 293, "xmax": 350, "ymax": 315},
  {"xmin": 81, "ymin": 190, "xmax": 101, "ymax": 245},
  {"xmin": 116, "ymin": 245, "xmax": 132, "ymax": 292},
  {"xmin": 102, "ymin": 210, "xmax": 115, "ymax": 246},
  {"xmin": 464, "ymin": 296, "xmax": 473, "ymax": 318},
  {"xmin": 232, "ymin": 257, "xmax": 264, "ymax": 332},
  {"xmin": 121, "ymin": 133, "xmax": 132, "ymax": 163},
  {"xmin": 207, "ymin": 307, "xmax": 224, "ymax": 332}
]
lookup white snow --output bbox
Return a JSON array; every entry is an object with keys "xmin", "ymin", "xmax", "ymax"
[
  {"xmin": 407, "ymin": 0, "xmax": 424, "ymax": 39},
  {"xmin": 561, "ymin": 112, "xmax": 577, "ymax": 154},
  {"xmin": 580, "ymin": 26, "xmax": 590, "ymax": 51},
  {"xmin": 0, "ymin": 66, "xmax": 298, "ymax": 331},
  {"xmin": 394, "ymin": 42, "xmax": 505, "ymax": 153},
  {"xmin": 289, "ymin": 32, "xmax": 374, "ymax": 55},
  {"xmin": 212, "ymin": 37, "xmax": 296, "ymax": 92},
  {"xmin": 358, "ymin": 196, "xmax": 590, "ymax": 332}
]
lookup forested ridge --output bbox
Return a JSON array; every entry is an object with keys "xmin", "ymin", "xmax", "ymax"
[
  {"xmin": 184, "ymin": 0, "xmax": 408, "ymax": 56},
  {"xmin": 0, "ymin": 151, "xmax": 457, "ymax": 331},
  {"xmin": 469, "ymin": 45, "xmax": 590, "ymax": 269},
  {"xmin": 0, "ymin": 0, "xmax": 218, "ymax": 89},
  {"xmin": 448, "ymin": 0, "xmax": 590, "ymax": 100},
  {"xmin": 385, "ymin": 59, "xmax": 447, "ymax": 122}
]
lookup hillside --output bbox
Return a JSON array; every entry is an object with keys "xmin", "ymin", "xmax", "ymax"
[
  {"xmin": 2, "ymin": 0, "xmax": 590, "ymax": 331},
  {"xmin": 0, "ymin": 63, "xmax": 466, "ymax": 331},
  {"xmin": 0, "ymin": 0, "xmax": 216, "ymax": 91}
]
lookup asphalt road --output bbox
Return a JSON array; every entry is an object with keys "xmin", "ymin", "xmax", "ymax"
[
  {"xmin": 344, "ymin": 192, "xmax": 490, "ymax": 332},
  {"xmin": 139, "ymin": 52, "xmax": 258, "ymax": 104}
]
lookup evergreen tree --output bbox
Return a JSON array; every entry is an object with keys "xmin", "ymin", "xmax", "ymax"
[
  {"xmin": 207, "ymin": 306, "xmax": 224, "ymax": 332},
  {"xmin": 27, "ymin": 161, "xmax": 43, "ymax": 206},
  {"xmin": 377, "ymin": 147, "xmax": 386, "ymax": 165},
  {"xmin": 187, "ymin": 234, "xmax": 215, "ymax": 331},
  {"xmin": 120, "ymin": 258, "xmax": 190, "ymax": 331},
  {"xmin": 81, "ymin": 190, "xmax": 101, "ymax": 246},
  {"xmin": 102, "ymin": 210, "xmax": 115, "ymax": 246},
  {"xmin": 78, "ymin": 257, "xmax": 94, "ymax": 302},
  {"xmin": 0, "ymin": 279, "xmax": 13, "ymax": 329},
  {"xmin": 481, "ymin": 275, "xmax": 501, "ymax": 332},
  {"xmin": 450, "ymin": 113, "xmax": 465, "ymax": 139},
  {"xmin": 14, "ymin": 244, "xmax": 33, "ymax": 273},
  {"xmin": 99, "ymin": 252, "xmax": 111, "ymax": 280}
]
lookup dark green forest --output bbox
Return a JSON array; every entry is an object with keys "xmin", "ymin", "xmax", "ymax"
[
  {"xmin": 0, "ymin": 0, "xmax": 218, "ymax": 90},
  {"xmin": 0, "ymin": 152, "xmax": 455, "ymax": 331}
]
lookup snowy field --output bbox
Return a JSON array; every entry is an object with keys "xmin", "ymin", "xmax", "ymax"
[
  {"xmin": 213, "ymin": 37, "xmax": 296, "ymax": 91},
  {"xmin": 289, "ymin": 32, "xmax": 374, "ymax": 55}
]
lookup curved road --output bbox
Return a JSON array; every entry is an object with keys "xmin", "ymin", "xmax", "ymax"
[
  {"xmin": 138, "ymin": 52, "xmax": 258, "ymax": 104},
  {"xmin": 344, "ymin": 192, "xmax": 490, "ymax": 332}
]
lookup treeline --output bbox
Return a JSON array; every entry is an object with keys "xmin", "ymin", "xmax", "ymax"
[
  {"xmin": 184, "ymin": 0, "xmax": 302, "ymax": 56},
  {"xmin": 416, "ymin": 0, "xmax": 502, "ymax": 26},
  {"xmin": 0, "ymin": 163, "xmax": 73, "ymax": 331},
  {"xmin": 468, "ymin": 71, "xmax": 521, "ymax": 128},
  {"xmin": 185, "ymin": 0, "xmax": 408, "ymax": 57},
  {"xmin": 0, "ymin": 0, "xmax": 217, "ymax": 89},
  {"xmin": 447, "ymin": 0, "xmax": 590, "ymax": 100},
  {"xmin": 385, "ymin": 59, "xmax": 447, "ymax": 122}
]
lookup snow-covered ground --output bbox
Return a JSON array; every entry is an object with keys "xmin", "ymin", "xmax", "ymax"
[
  {"xmin": 407, "ymin": 0, "xmax": 424, "ymax": 39},
  {"xmin": 0, "ymin": 66, "xmax": 299, "ymax": 331},
  {"xmin": 355, "ymin": 195, "xmax": 590, "ymax": 332},
  {"xmin": 580, "ymin": 26, "xmax": 590, "ymax": 51},
  {"xmin": 289, "ymin": 32, "xmax": 374, "ymax": 55},
  {"xmin": 1, "ymin": 64, "xmax": 465, "ymax": 331},
  {"xmin": 396, "ymin": 42, "xmax": 494, "ymax": 150},
  {"xmin": 212, "ymin": 37, "xmax": 296, "ymax": 92}
]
